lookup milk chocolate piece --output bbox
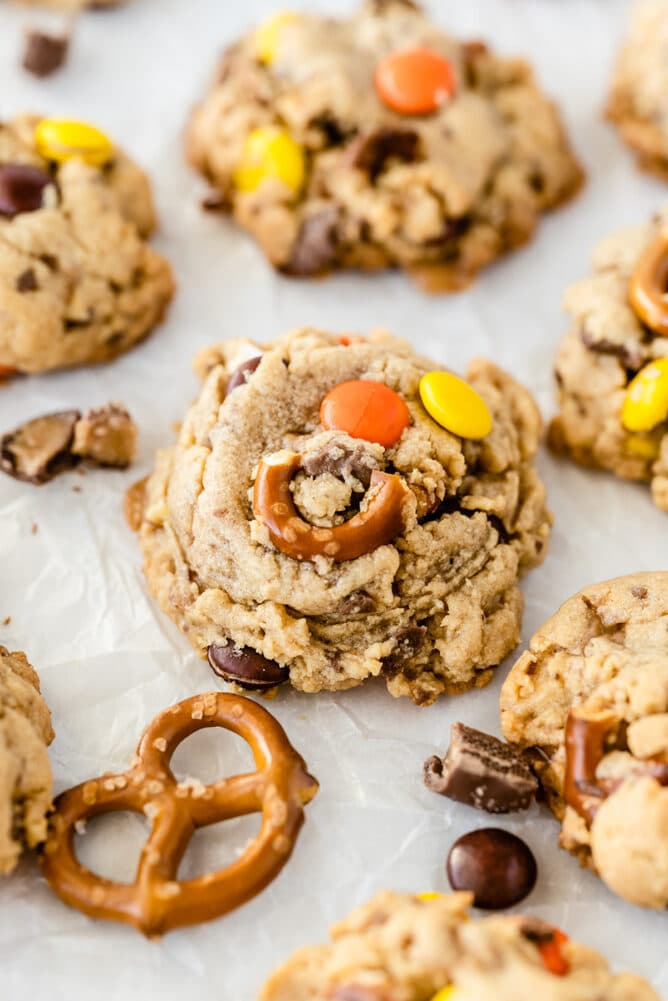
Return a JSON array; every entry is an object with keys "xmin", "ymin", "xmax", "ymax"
[
  {"xmin": 424, "ymin": 722, "xmax": 538, "ymax": 813},
  {"xmin": 23, "ymin": 29, "xmax": 70, "ymax": 78}
]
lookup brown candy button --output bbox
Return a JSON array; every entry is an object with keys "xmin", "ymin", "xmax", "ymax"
[
  {"xmin": 208, "ymin": 643, "xmax": 289, "ymax": 690},
  {"xmin": 0, "ymin": 164, "xmax": 52, "ymax": 218},
  {"xmin": 226, "ymin": 356, "xmax": 262, "ymax": 396},
  {"xmin": 424, "ymin": 722, "xmax": 538, "ymax": 814},
  {"xmin": 446, "ymin": 828, "xmax": 537, "ymax": 909}
]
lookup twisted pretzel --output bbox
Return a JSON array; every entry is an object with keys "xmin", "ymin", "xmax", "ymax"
[
  {"xmin": 254, "ymin": 450, "xmax": 411, "ymax": 562},
  {"xmin": 40, "ymin": 693, "xmax": 318, "ymax": 937},
  {"xmin": 629, "ymin": 230, "xmax": 668, "ymax": 335}
]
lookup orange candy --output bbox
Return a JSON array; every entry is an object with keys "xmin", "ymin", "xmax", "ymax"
[
  {"xmin": 537, "ymin": 930, "xmax": 570, "ymax": 977},
  {"xmin": 320, "ymin": 380, "xmax": 410, "ymax": 448},
  {"xmin": 0, "ymin": 365, "xmax": 17, "ymax": 380},
  {"xmin": 375, "ymin": 47, "xmax": 456, "ymax": 115}
]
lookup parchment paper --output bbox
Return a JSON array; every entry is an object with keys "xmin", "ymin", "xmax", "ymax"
[{"xmin": 1, "ymin": 1, "xmax": 667, "ymax": 997}]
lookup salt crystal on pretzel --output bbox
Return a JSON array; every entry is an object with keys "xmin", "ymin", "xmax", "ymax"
[{"xmin": 40, "ymin": 693, "xmax": 318, "ymax": 936}]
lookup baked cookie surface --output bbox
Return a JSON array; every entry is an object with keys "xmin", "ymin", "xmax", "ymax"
[
  {"xmin": 260, "ymin": 891, "xmax": 658, "ymax": 1000},
  {"xmin": 501, "ymin": 572, "xmax": 668, "ymax": 909},
  {"xmin": 0, "ymin": 114, "xmax": 174, "ymax": 375},
  {"xmin": 607, "ymin": 0, "xmax": 668, "ymax": 178},
  {"xmin": 549, "ymin": 212, "xmax": 668, "ymax": 511},
  {"xmin": 0, "ymin": 646, "xmax": 53, "ymax": 875},
  {"xmin": 187, "ymin": 0, "xmax": 583, "ymax": 290},
  {"xmin": 135, "ymin": 328, "xmax": 550, "ymax": 705}
]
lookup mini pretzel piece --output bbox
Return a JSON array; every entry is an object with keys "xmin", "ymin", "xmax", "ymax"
[
  {"xmin": 629, "ymin": 230, "xmax": 668, "ymax": 335},
  {"xmin": 40, "ymin": 693, "xmax": 318, "ymax": 936},
  {"xmin": 253, "ymin": 450, "xmax": 411, "ymax": 562}
]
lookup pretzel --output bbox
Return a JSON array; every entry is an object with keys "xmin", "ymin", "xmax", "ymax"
[
  {"xmin": 40, "ymin": 693, "xmax": 318, "ymax": 937},
  {"xmin": 253, "ymin": 450, "xmax": 411, "ymax": 562},
  {"xmin": 564, "ymin": 709, "xmax": 668, "ymax": 824},
  {"xmin": 629, "ymin": 230, "xmax": 668, "ymax": 335}
]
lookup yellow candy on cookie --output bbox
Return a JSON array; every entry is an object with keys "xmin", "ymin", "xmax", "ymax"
[
  {"xmin": 622, "ymin": 358, "xmax": 668, "ymax": 432},
  {"xmin": 35, "ymin": 118, "xmax": 113, "ymax": 167},
  {"xmin": 430, "ymin": 988, "xmax": 457, "ymax": 1001},
  {"xmin": 255, "ymin": 11, "xmax": 298, "ymax": 64},
  {"xmin": 419, "ymin": 371, "xmax": 493, "ymax": 440},
  {"xmin": 416, "ymin": 891, "xmax": 443, "ymax": 902},
  {"xmin": 233, "ymin": 126, "xmax": 305, "ymax": 195}
]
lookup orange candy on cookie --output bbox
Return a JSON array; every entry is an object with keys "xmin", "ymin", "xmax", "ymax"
[
  {"xmin": 375, "ymin": 47, "xmax": 456, "ymax": 115},
  {"xmin": 320, "ymin": 380, "xmax": 410, "ymax": 448}
]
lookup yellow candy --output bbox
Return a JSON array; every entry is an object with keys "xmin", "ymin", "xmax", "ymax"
[
  {"xmin": 625, "ymin": 434, "xmax": 661, "ymax": 460},
  {"xmin": 416, "ymin": 892, "xmax": 443, "ymax": 902},
  {"xmin": 35, "ymin": 118, "xmax": 113, "ymax": 167},
  {"xmin": 622, "ymin": 358, "xmax": 668, "ymax": 432},
  {"xmin": 430, "ymin": 988, "xmax": 457, "ymax": 1001},
  {"xmin": 234, "ymin": 126, "xmax": 305, "ymax": 195},
  {"xmin": 419, "ymin": 371, "xmax": 493, "ymax": 440},
  {"xmin": 255, "ymin": 11, "xmax": 298, "ymax": 64}
]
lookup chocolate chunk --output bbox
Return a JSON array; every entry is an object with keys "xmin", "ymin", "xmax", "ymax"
[
  {"xmin": 23, "ymin": 29, "xmax": 70, "ymax": 78},
  {"xmin": 383, "ymin": 626, "xmax": 426, "ymax": 676},
  {"xmin": 301, "ymin": 439, "xmax": 381, "ymax": 488},
  {"xmin": 424, "ymin": 722, "xmax": 538, "ymax": 813},
  {"xmin": 580, "ymin": 328, "xmax": 644, "ymax": 371},
  {"xmin": 226, "ymin": 356, "xmax": 262, "ymax": 396},
  {"xmin": 0, "ymin": 411, "xmax": 80, "ymax": 484},
  {"xmin": 0, "ymin": 164, "xmax": 53, "ymax": 218},
  {"xmin": 335, "ymin": 590, "xmax": 376, "ymax": 616},
  {"xmin": 446, "ymin": 828, "xmax": 537, "ymax": 910},
  {"xmin": 207, "ymin": 643, "xmax": 289, "ymax": 690},
  {"xmin": 16, "ymin": 268, "xmax": 38, "ymax": 292},
  {"xmin": 346, "ymin": 128, "xmax": 421, "ymax": 179},
  {"xmin": 632, "ymin": 585, "xmax": 648, "ymax": 599},
  {"xmin": 286, "ymin": 207, "xmax": 341, "ymax": 277}
]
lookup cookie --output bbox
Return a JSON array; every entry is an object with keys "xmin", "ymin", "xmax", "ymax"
[
  {"xmin": 0, "ymin": 646, "xmax": 54, "ymax": 875},
  {"xmin": 0, "ymin": 114, "xmax": 174, "ymax": 375},
  {"xmin": 501, "ymin": 572, "xmax": 668, "ymax": 909},
  {"xmin": 187, "ymin": 0, "xmax": 583, "ymax": 291},
  {"xmin": 260, "ymin": 891, "xmax": 659, "ymax": 1000},
  {"xmin": 133, "ymin": 328, "xmax": 550, "ymax": 705},
  {"xmin": 549, "ymin": 211, "xmax": 668, "ymax": 512},
  {"xmin": 607, "ymin": 0, "xmax": 668, "ymax": 178}
]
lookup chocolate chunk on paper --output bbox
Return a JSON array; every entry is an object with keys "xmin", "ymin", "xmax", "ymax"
[
  {"xmin": 23, "ymin": 29, "xmax": 70, "ymax": 78},
  {"xmin": 424, "ymin": 722, "xmax": 538, "ymax": 813}
]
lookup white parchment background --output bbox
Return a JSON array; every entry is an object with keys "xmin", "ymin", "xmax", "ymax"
[{"xmin": 1, "ymin": 0, "xmax": 667, "ymax": 997}]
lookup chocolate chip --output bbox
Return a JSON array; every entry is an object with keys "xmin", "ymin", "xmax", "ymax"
[
  {"xmin": 632, "ymin": 585, "xmax": 648, "ymax": 599},
  {"xmin": 286, "ymin": 207, "xmax": 341, "ymax": 277},
  {"xmin": 0, "ymin": 410, "xmax": 80, "ymax": 484},
  {"xmin": 22, "ymin": 29, "xmax": 70, "ymax": 78},
  {"xmin": 226, "ymin": 356, "xmax": 262, "ymax": 396},
  {"xmin": 16, "ymin": 268, "xmax": 38, "ymax": 292},
  {"xmin": 446, "ymin": 828, "xmax": 537, "ymax": 910},
  {"xmin": 0, "ymin": 164, "xmax": 52, "ymax": 218},
  {"xmin": 425, "ymin": 723, "xmax": 538, "ymax": 814},
  {"xmin": 207, "ymin": 643, "xmax": 289, "ymax": 690},
  {"xmin": 335, "ymin": 590, "xmax": 376, "ymax": 616},
  {"xmin": 346, "ymin": 128, "xmax": 421, "ymax": 179}
]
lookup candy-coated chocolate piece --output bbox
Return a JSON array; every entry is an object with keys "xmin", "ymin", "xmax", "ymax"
[
  {"xmin": 375, "ymin": 47, "xmax": 456, "ymax": 115},
  {"xmin": 208, "ymin": 642, "xmax": 289, "ymax": 690},
  {"xmin": 420, "ymin": 371, "xmax": 492, "ymax": 440},
  {"xmin": 416, "ymin": 891, "xmax": 443, "ymax": 901},
  {"xmin": 430, "ymin": 989, "xmax": 457, "ymax": 1001},
  {"xmin": 537, "ymin": 930, "xmax": 570, "ymax": 977},
  {"xmin": 234, "ymin": 126, "xmax": 305, "ymax": 194},
  {"xmin": 320, "ymin": 380, "xmax": 410, "ymax": 447},
  {"xmin": 624, "ymin": 433, "xmax": 661, "ymax": 459},
  {"xmin": 622, "ymin": 358, "xmax": 668, "ymax": 432},
  {"xmin": 34, "ymin": 118, "xmax": 113, "ymax": 167},
  {"xmin": 255, "ymin": 11, "xmax": 298, "ymax": 64},
  {"xmin": 446, "ymin": 828, "xmax": 537, "ymax": 909}
]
